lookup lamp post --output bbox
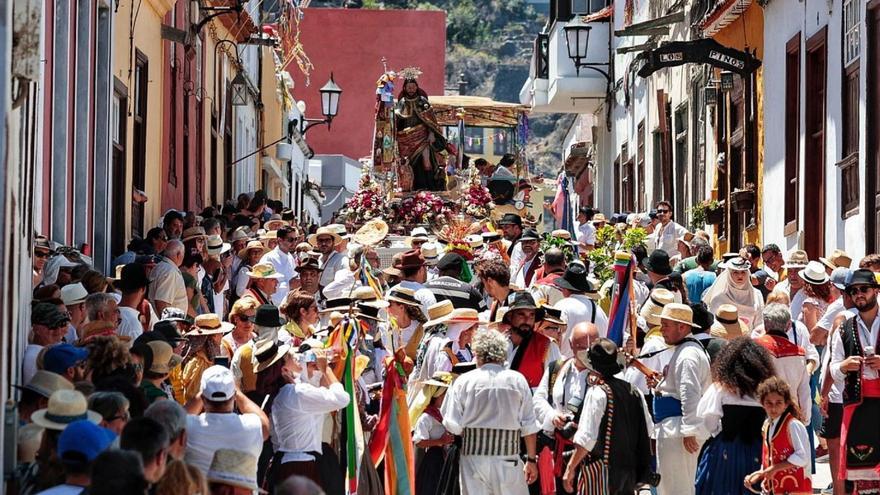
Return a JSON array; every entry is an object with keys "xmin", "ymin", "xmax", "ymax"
[
  {"xmin": 300, "ymin": 73, "xmax": 343, "ymax": 134},
  {"xmin": 562, "ymin": 17, "xmax": 611, "ymax": 82},
  {"xmin": 230, "ymin": 71, "xmax": 249, "ymax": 106}
]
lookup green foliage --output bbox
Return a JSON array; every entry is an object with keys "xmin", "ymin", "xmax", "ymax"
[
  {"xmin": 588, "ymin": 226, "xmax": 648, "ymax": 286},
  {"xmin": 446, "ymin": 0, "xmax": 490, "ymax": 45},
  {"xmin": 687, "ymin": 199, "xmax": 721, "ymax": 230}
]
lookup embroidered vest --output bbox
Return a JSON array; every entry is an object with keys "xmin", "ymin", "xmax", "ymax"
[
  {"xmin": 512, "ymin": 332, "xmax": 551, "ymax": 388},
  {"xmin": 761, "ymin": 413, "xmax": 811, "ymax": 494}
]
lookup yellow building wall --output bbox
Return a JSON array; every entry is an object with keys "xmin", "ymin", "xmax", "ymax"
[
  {"xmin": 711, "ymin": 2, "xmax": 764, "ymax": 254},
  {"xmin": 203, "ymin": 21, "xmax": 233, "ymax": 205},
  {"xmin": 112, "ymin": 0, "xmax": 174, "ymax": 235}
]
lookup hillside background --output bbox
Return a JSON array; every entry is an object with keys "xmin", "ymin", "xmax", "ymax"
[{"xmin": 311, "ymin": 0, "xmax": 571, "ymax": 178}]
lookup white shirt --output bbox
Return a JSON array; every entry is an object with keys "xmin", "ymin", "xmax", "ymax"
[
  {"xmin": 816, "ymin": 296, "xmax": 846, "ymax": 334},
  {"xmin": 577, "ymin": 221, "xmax": 596, "ymax": 247},
  {"xmin": 624, "ymin": 334, "xmax": 670, "ymax": 394},
  {"xmin": 22, "ymin": 344, "xmax": 43, "ymax": 385},
  {"xmin": 272, "ymin": 382, "xmax": 349, "ymax": 462},
  {"xmin": 696, "ymin": 383, "xmax": 762, "ymax": 437},
  {"xmin": 789, "ymin": 288, "xmax": 808, "ymax": 322},
  {"xmin": 654, "ymin": 339, "xmax": 711, "ymax": 439},
  {"xmin": 318, "ymin": 251, "xmax": 348, "ymax": 288},
  {"xmin": 821, "ymin": 310, "xmax": 855, "ymax": 404},
  {"xmin": 512, "ymin": 255, "xmax": 538, "ymax": 289},
  {"xmin": 394, "ymin": 280, "xmax": 437, "ymax": 317},
  {"xmin": 408, "ymin": 334, "xmax": 453, "ymax": 404},
  {"xmin": 831, "ymin": 312, "xmax": 880, "ymax": 383},
  {"xmin": 185, "ymin": 412, "xmax": 264, "ymax": 474},
  {"xmin": 148, "ymin": 257, "xmax": 188, "ymax": 311},
  {"xmin": 413, "ymin": 413, "xmax": 447, "ymax": 444},
  {"xmin": 766, "ymin": 415, "xmax": 811, "ymax": 468},
  {"xmin": 533, "ymin": 359, "xmax": 589, "ymax": 434},
  {"xmin": 235, "ymin": 264, "xmax": 252, "ymax": 298},
  {"xmin": 259, "ymin": 247, "xmax": 296, "ymax": 306},
  {"xmin": 555, "ymin": 295, "xmax": 609, "ymax": 357},
  {"xmin": 573, "ymin": 382, "xmax": 653, "ymax": 451},
  {"xmin": 117, "ymin": 306, "xmax": 144, "ymax": 342},
  {"xmin": 652, "ymin": 221, "xmax": 689, "ymax": 258},
  {"xmin": 441, "ymin": 363, "xmax": 539, "ymax": 436}
]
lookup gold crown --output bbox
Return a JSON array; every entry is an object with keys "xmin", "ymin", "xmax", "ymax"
[{"xmin": 399, "ymin": 67, "xmax": 423, "ymax": 80}]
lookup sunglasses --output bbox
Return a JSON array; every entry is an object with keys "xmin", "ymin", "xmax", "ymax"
[
  {"xmin": 132, "ymin": 363, "xmax": 144, "ymax": 372},
  {"xmin": 656, "ymin": 209, "xmax": 670, "ymax": 214},
  {"xmin": 847, "ymin": 286, "xmax": 874, "ymax": 296},
  {"xmin": 237, "ymin": 314, "xmax": 255, "ymax": 322}
]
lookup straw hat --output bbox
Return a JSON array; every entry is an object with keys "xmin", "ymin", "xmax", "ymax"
[
  {"xmin": 820, "ymin": 249, "xmax": 853, "ymax": 270},
  {"xmin": 349, "ymin": 285, "xmax": 389, "ymax": 309},
  {"xmin": 14, "ymin": 370, "xmax": 74, "ymax": 398},
  {"xmin": 182, "ymin": 226, "xmax": 207, "ymax": 243},
  {"xmin": 229, "ymin": 227, "xmax": 252, "ymax": 243},
  {"xmin": 387, "ymin": 287, "xmax": 421, "ymax": 307},
  {"xmin": 252, "ymin": 338, "xmax": 292, "ymax": 373},
  {"xmin": 446, "ymin": 308, "xmax": 480, "ymax": 325},
  {"xmin": 206, "ymin": 449, "xmax": 265, "ymax": 493},
  {"xmin": 353, "ymin": 218, "xmax": 389, "ymax": 246},
  {"xmin": 238, "ymin": 240, "xmax": 269, "ymax": 260},
  {"xmin": 783, "ymin": 250, "xmax": 809, "ymax": 269},
  {"xmin": 146, "ymin": 340, "xmax": 183, "ymax": 374},
  {"xmin": 551, "ymin": 229, "xmax": 572, "ymax": 241},
  {"xmin": 259, "ymin": 230, "xmax": 278, "ymax": 241},
  {"xmin": 592, "ymin": 213, "xmax": 607, "ymax": 223},
  {"xmin": 206, "ymin": 235, "xmax": 232, "ymax": 257},
  {"xmin": 406, "ymin": 227, "xmax": 431, "ymax": 247},
  {"xmin": 308, "ymin": 226, "xmax": 343, "ymax": 247},
  {"xmin": 31, "ymin": 390, "xmax": 101, "ymax": 430},
  {"xmin": 421, "ymin": 243, "xmax": 440, "ymax": 266},
  {"xmin": 659, "ymin": 303, "xmax": 699, "ymax": 328},
  {"xmin": 423, "ymin": 370, "xmax": 454, "ymax": 388},
  {"xmin": 639, "ymin": 288, "xmax": 675, "ymax": 327},
  {"xmin": 466, "ymin": 234, "xmax": 484, "ymax": 249},
  {"xmin": 710, "ymin": 304, "xmax": 749, "ymax": 339},
  {"xmin": 264, "ymin": 216, "xmax": 289, "ymax": 231},
  {"xmin": 185, "ymin": 314, "xmax": 234, "ymax": 336},
  {"xmin": 801, "ymin": 261, "xmax": 830, "ymax": 285},
  {"xmin": 248, "ymin": 263, "xmax": 284, "ymax": 279},
  {"xmin": 424, "ymin": 300, "xmax": 455, "ymax": 328}
]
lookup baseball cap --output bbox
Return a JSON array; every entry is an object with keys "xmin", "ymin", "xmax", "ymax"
[
  {"xmin": 32, "ymin": 302, "xmax": 71, "ymax": 328},
  {"xmin": 60, "ymin": 283, "xmax": 88, "ymax": 306},
  {"xmin": 43, "ymin": 343, "xmax": 90, "ymax": 374},
  {"xmin": 200, "ymin": 365, "xmax": 235, "ymax": 401},
  {"xmin": 58, "ymin": 420, "xmax": 116, "ymax": 463},
  {"xmin": 830, "ymin": 267, "xmax": 853, "ymax": 291},
  {"xmin": 436, "ymin": 253, "xmax": 465, "ymax": 272}
]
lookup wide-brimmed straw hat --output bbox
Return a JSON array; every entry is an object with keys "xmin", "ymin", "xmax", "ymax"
[
  {"xmin": 387, "ymin": 287, "xmax": 420, "ymax": 307},
  {"xmin": 424, "ymin": 300, "xmax": 455, "ymax": 328},
  {"xmin": 349, "ymin": 286, "xmax": 389, "ymax": 309},
  {"xmin": 31, "ymin": 390, "xmax": 102, "ymax": 430},
  {"xmin": 248, "ymin": 263, "xmax": 284, "ymax": 279},
  {"xmin": 659, "ymin": 303, "xmax": 699, "ymax": 328},
  {"xmin": 14, "ymin": 370, "xmax": 74, "ymax": 398},
  {"xmin": 207, "ymin": 449, "xmax": 266, "ymax": 493},
  {"xmin": 185, "ymin": 314, "xmax": 234, "ymax": 336},
  {"xmin": 253, "ymin": 338, "xmax": 292, "ymax": 373},
  {"xmin": 639, "ymin": 288, "xmax": 675, "ymax": 327},
  {"xmin": 238, "ymin": 240, "xmax": 269, "ymax": 260},
  {"xmin": 709, "ymin": 304, "xmax": 749, "ymax": 339},
  {"xmin": 783, "ymin": 250, "xmax": 809, "ymax": 269},
  {"xmin": 146, "ymin": 340, "xmax": 183, "ymax": 374},
  {"xmin": 820, "ymin": 249, "xmax": 853, "ymax": 270},
  {"xmin": 182, "ymin": 226, "xmax": 207, "ymax": 243},
  {"xmin": 308, "ymin": 226, "xmax": 343, "ymax": 247}
]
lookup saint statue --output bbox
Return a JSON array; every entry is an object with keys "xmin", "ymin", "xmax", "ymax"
[{"xmin": 394, "ymin": 70, "xmax": 450, "ymax": 191}]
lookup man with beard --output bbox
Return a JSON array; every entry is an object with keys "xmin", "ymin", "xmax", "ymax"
[
  {"xmin": 830, "ymin": 269, "xmax": 880, "ymax": 494},
  {"xmin": 394, "ymin": 73, "xmax": 449, "ymax": 191},
  {"xmin": 511, "ymin": 229, "xmax": 542, "ymax": 289},
  {"xmin": 163, "ymin": 210, "xmax": 185, "ymax": 240},
  {"xmin": 308, "ymin": 226, "xmax": 347, "ymax": 290},
  {"xmin": 259, "ymin": 226, "xmax": 297, "ymax": 306},
  {"xmin": 504, "ymin": 291, "xmax": 561, "ymax": 390},
  {"xmin": 295, "ymin": 254, "xmax": 323, "ymax": 301},
  {"xmin": 43, "ymin": 343, "xmax": 90, "ymax": 384},
  {"xmin": 498, "ymin": 213, "xmax": 524, "ymax": 260}
]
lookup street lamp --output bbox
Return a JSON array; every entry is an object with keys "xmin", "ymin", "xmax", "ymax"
[
  {"xmin": 562, "ymin": 17, "xmax": 610, "ymax": 82},
  {"xmin": 297, "ymin": 73, "xmax": 344, "ymax": 134},
  {"xmin": 230, "ymin": 71, "xmax": 249, "ymax": 106}
]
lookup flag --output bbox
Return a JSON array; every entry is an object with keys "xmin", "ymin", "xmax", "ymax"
[
  {"xmin": 327, "ymin": 318, "xmax": 366, "ymax": 493},
  {"xmin": 368, "ymin": 358, "xmax": 415, "ymax": 495},
  {"xmin": 606, "ymin": 252, "xmax": 634, "ymax": 346},
  {"xmin": 358, "ymin": 253, "xmax": 384, "ymax": 300}
]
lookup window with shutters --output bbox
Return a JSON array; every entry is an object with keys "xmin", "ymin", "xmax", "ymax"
[
  {"xmin": 839, "ymin": 60, "xmax": 860, "ymax": 217},
  {"xmin": 844, "ymin": 0, "xmax": 861, "ymax": 66},
  {"xmin": 784, "ymin": 34, "xmax": 800, "ymax": 234}
]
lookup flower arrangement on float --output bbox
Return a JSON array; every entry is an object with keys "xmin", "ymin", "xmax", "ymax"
[
  {"xmin": 461, "ymin": 183, "xmax": 493, "ymax": 219},
  {"xmin": 337, "ymin": 174, "xmax": 388, "ymax": 224},
  {"xmin": 389, "ymin": 191, "xmax": 453, "ymax": 226}
]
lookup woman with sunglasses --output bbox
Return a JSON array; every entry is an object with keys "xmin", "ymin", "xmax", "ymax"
[{"xmin": 223, "ymin": 298, "xmax": 258, "ymax": 354}]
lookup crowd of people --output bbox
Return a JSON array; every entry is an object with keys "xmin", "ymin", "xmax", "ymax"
[{"xmin": 14, "ymin": 193, "xmax": 880, "ymax": 495}]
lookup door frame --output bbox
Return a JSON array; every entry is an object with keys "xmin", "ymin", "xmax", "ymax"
[
  {"xmin": 866, "ymin": 0, "xmax": 880, "ymax": 253},
  {"xmin": 804, "ymin": 27, "xmax": 828, "ymax": 259}
]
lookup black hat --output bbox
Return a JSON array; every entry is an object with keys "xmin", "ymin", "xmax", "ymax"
[
  {"xmin": 847, "ymin": 269, "xmax": 880, "ymax": 289},
  {"xmin": 689, "ymin": 302, "xmax": 714, "ymax": 334},
  {"xmin": 497, "ymin": 213, "xmax": 522, "ymax": 227},
  {"xmin": 116, "ymin": 263, "xmax": 150, "ymax": 291},
  {"xmin": 437, "ymin": 253, "xmax": 465, "ymax": 272},
  {"xmin": 153, "ymin": 320, "xmax": 187, "ymax": 343},
  {"xmin": 356, "ymin": 303, "xmax": 384, "ymax": 322},
  {"xmin": 520, "ymin": 228, "xmax": 540, "ymax": 241},
  {"xmin": 578, "ymin": 206, "xmax": 594, "ymax": 218},
  {"xmin": 254, "ymin": 304, "xmax": 284, "ymax": 327},
  {"xmin": 295, "ymin": 256, "xmax": 323, "ymax": 273},
  {"xmin": 507, "ymin": 290, "xmax": 538, "ymax": 311},
  {"xmin": 320, "ymin": 297, "xmax": 353, "ymax": 313},
  {"xmin": 645, "ymin": 249, "xmax": 672, "ymax": 276},
  {"xmin": 553, "ymin": 262, "xmax": 595, "ymax": 294},
  {"xmin": 32, "ymin": 302, "xmax": 71, "ymax": 328},
  {"xmin": 587, "ymin": 338, "xmax": 623, "ymax": 376}
]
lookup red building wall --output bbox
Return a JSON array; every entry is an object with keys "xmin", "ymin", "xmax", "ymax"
[{"xmin": 289, "ymin": 8, "xmax": 446, "ymax": 160}]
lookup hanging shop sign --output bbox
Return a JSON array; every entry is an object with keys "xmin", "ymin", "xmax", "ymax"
[{"xmin": 636, "ymin": 38, "xmax": 761, "ymax": 77}]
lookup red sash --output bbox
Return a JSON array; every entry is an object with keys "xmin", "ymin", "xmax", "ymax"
[
  {"xmin": 755, "ymin": 334, "xmax": 805, "ymax": 358},
  {"xmin": 762, "ymin": 412, "xmax": 811, "ymax": 494},
  {"xmin": 514, "ymin": 333, "xmax": 551, "ymax": 388},
  {"xmin": 840, "ymin": 378, "xmax": 880, "ymax": 478}
]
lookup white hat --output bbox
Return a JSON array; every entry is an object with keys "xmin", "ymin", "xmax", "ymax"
[
  {"xmin": 31, "ymin": 390, "xmax": 102, "ymax": 430},
  {"xmin": 206, "ymin": 235, "xmax": 232, "ymax": 257},
  {"xmin": 421, "ymin": 242, "xmax": 440, "ymax": 265},
  {"xmin": 206, "ymin": 449, "xmax": 264, "ymax": 493},
  {"xmin": 801, "ymin": 261, "xmax": 830, "ymax": 285},
  {"xmin": 465, "ymin": 234, "xmax": 484, "ymax": 249},
  {"xmin": 60, "ymin": 283, "xmax": 88, "ymax": 306},
  {"xmin": 200, "ymin": 365, "xmax": 235, "ymax": 402}
]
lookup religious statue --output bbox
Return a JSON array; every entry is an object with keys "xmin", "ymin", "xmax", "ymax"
[{"xmin": 393, "ymin": 68, "xmax": 451, "ymax": 192}]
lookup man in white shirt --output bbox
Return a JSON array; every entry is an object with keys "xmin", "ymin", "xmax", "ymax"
[
  {"xmin": 182, "ymin": 365, "xmax": 269, "ymax": 475},
  {"xmin": 148, "ymin": 240, "xmax": 189, "ymax": 314},
  {"xmin": 309, "ymin": 226, "xmax": 348, "ymax": 289},
  {"xmin": 653, "ymin": 303, "xmax": 711, "ymax": 495},
  {"xmin": 60, "ymin": 283, "xmax": 88, "ymax": 344},
  {"xmin": 651, "ymin": 201, "xmax": 691, "ymax": 259},
  {"xmin": 553, "ymin": 263, "xmax": 609, "ymax": 357},
  {"xmin": 510, "ymin": 229, "xmax": 542, "ymax": 289},
  {"xmin": 575, "ymin": 206, "xmax": 596, "ymax": 252},
  {"xmin": 116, "ymin": 263, "xmax": 152, "ymax": 342},
  {"xmin": 259, "ymin": 226, "xmax": 297, "ymax": 306},
  {"xmin": 442, "ymin": 328, "xmax": 540, "ymax": 495}
]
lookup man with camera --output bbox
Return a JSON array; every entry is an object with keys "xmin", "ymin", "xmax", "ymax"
[{"xmin": 533, "ymin": 322, "xmax": 599, "ymax": 494}]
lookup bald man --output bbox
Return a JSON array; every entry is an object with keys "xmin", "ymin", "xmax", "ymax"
[{"xmin": 533, "ymin": 322, "xmax": 600, "ymax": 495}]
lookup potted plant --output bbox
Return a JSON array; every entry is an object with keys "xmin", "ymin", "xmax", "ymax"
[
  {"xmin": 732, "ymin": 183, "xmax": 756, "ymax": 212},
  {"xmin": 688, "ymin": 199, "xmax": 724, "ymax": 229}
]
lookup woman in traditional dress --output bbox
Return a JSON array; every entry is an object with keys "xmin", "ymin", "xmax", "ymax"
[
  {"xmin": 702, "ymin": 257, "xmax": 765, "ymax": 330},
  {"xmin": 695, "ymin": 337, "xmax": 776, "ymax": 494},
  {"xmin": 411, "ymin": 372, "xmax": 455, "ymax": 495}
]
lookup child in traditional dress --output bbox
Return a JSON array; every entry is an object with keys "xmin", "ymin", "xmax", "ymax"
[
  {"xmin": 411, "ymin": 372, "xmax": 454, "ymax": 495},
  {"xmin": 744, "ymin": 376, "xmax": 812, "ymax": 495}
]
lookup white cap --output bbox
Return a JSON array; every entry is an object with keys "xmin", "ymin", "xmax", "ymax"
[
  {"xmin": 60, "ymin": 283, "xmax": 88, "ymax": 306},
  {"xmin": 200, "ymin": 365, "xmax": 235, "ymax": 401}
]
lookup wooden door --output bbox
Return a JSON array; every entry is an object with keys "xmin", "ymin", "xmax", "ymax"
[
  {"xmin": 867, "ymin": 2, "xmax": 880, "ymax": 253},
  {"xmin": 804, "ymin": 28, "xmax": 827, "ymax": 259}
]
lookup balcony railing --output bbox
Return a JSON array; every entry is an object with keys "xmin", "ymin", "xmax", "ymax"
[{"xmin": 534, "ymin": 33, "xmax": 549, "ymax": 79}]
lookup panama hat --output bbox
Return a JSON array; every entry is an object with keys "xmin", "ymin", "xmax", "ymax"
[
  {"xmin": 801, "ymin": 261, "xmax": 830, "ymax": 285},
  {"xmin": 592, "ymin": 213, "xmax": 607, "ymax": 224},
  {"xmin": 466, "ymin": 234, "xmax": 484, "ymax": 249},
  {"xmin": 639, "ymin": 288, "xmax": 675, "ymax": 326},
  {"xmin": 238, "ymin": 240, "xmax": 269, "ymax": 260},
  {"xmin": 551, "ymin": 229, "xmax": 572, "ymax": 241},
  {"xmin": 659, "ymin": 303, "xmax": 699, "ymax": 328},
  {"xmin": 206, "ymin": 449, "xmax": 265, "ymax": 493},
  {"xmin": 446, "ymin": 308, "xmax": 481, "ymax": 325},
  {"xmin": 264, "ymin": 216, "xmax": 288, "ymax": 231},
  {"xmin": 182, "ymin": 226, "xmax": 207, "ymax": 243},
  {"xmin": 424, "ymin": 300, "xmax": 455, "ymax": 328},
  {"xmin": 60, "ymin": 282, "xmax": 88, "ymax": 307},
  {"xmin": 387, "ymin": 287, "xmax": 420, "ymax": 307},
  {"xmin": 783, "ymin": 250, "xmax": 809, "ymax": 269},
  {"xmin": 146, "ymin": 340, "xmax": 183, "ymax": 374},
  {"xmin": 206, "ymin": 235, "xmax": 232, "ymax": 257},
  {"xmin": 406, "ymin": 227, "xmax": 431, "ymax": 247},
  {"xmin": 229, "ymin": 227, "xmax": 252, "ymax": 243},
  {"xmin": 14, "ymin": 370, "xmax": 74, "ymax": 398},
  {"xmin": 248, "ymin": 263, "xmax": 284, "ymax": 279},
  {"xmin": 32, "ymin": 390, "xmax": 102, "ymax": 430},
  {"xmin": 308, "ymin": 226, "xmax": 343, "ymax": 247},
  {"xmin": 820, "ymin": 249, "xmax": 853, "ymax": 270},
  {"xmin": 253, "ymin": 338, "xmax": 292, "ymax": 373},
  {"xmin": 709, "ymin": 304, "xmax": 749, "ymax": 339},
  {"xmin": 349, "ymin": 285, "xmax": 389, "ymax": 309},
  {"xmin": 420, "ymin": 243, "xmax": 440, "ymax": 266},
  {"xmin": 185, "ymin": 313, "xmax": 234, "ymax": 336},
  {"xmin": 259, "ymin": 230, "xmax": 278, "ymax": 241}
]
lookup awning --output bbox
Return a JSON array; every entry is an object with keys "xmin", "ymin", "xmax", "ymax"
[
  {"xmin": 701, "ymin": 0, "xmax": 752, "ymax": 37},
  {"xmin": 636, "ymin": 38, "xmax": 761, "ymax": 78},
  {"xmin": 428, "ymin": 95, "xmax": 528, "ymax": 127}
]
